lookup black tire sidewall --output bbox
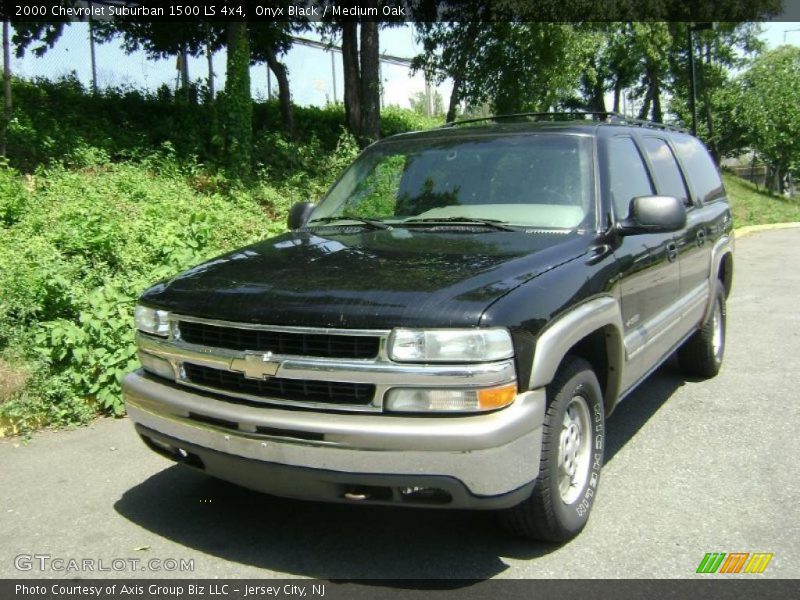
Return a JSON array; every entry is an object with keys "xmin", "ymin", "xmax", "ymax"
[{"xmin": 543, "ymin": 367, "xmax": 605, "ymax": 534}]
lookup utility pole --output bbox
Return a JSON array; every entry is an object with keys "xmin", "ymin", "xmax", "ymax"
[
  {"xmin": 331, "ymin": 48, "xmax": 337, "ymax": 103},
  {"xmin": 424, "ymin": 78, "xmax": 432, "ymax": 117},
  {"xmin": 688, "ymin": 22, "xmax": 715, "ymax": 136},
  {"xmin": 88, "ymin": 3, "xmax": 97, "ymax": 93}
]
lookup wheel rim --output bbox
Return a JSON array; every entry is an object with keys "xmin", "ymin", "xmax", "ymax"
[
  {"xmin": 557, "ymin": 395, "xmax": 592, "ymax": 504},
  {"xmin": 712, "ymin": 298, "xmax": 724, "ymax": 360}
]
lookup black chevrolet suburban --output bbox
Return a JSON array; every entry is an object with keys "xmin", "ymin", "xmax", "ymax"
[{"xmin": 123, "ymin": 113, "xmax": 733, "ymax": 542}]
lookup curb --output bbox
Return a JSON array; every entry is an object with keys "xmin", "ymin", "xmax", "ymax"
[{"xmin": 734, "ymin": 222, "xmax": 800, "ymax": 239}]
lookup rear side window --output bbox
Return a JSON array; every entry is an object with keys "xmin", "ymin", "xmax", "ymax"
[
  {"xmin": 671, "ymin": 134, "xmax": 724, "ymax": 203},
  {"xmin": 606, "ymin": 137, "xmax": 654, "ymax": 219},
  {"xmin": 642, "ymin": 137, "xmax": 690, "ymax": 206}
]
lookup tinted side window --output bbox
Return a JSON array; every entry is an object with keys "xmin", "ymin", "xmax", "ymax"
[
  {"xmin": 643, "ymin": 137, "xmax": 690, "ymax": 206},
  {"xmin": 671, "ymin": 134, "xmax": 724, "ymax": 203},
  {"xmin": 607, "ymin": 137, "xmax": 654, "ymax": 218}
]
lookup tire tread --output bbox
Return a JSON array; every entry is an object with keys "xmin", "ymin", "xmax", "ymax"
[{"xmin": 500, "ymin": 355, "xmax": 600, "ymax": 543}]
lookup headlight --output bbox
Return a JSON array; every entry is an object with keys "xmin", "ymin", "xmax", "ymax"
[
  {"xmin": 388, "ymin": 328, "xmax": 514, "ymax": 363},
  {"xmin": 385, "ymin": 383, "xmax": 517, "ymax": 412},
  {"xmin": 134, "ymin": 304, "xmax": 171, "ymax": 337}
]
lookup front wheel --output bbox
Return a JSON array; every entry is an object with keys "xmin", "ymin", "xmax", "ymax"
[{"xmin": 500, "ymin": 356, "xmax": 605, "ymax": 542}]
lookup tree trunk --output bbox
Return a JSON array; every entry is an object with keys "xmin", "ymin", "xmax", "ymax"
[
  {"xmin": 359, "ymin": 19, "xmax": 380, "ymax": 144},
  {"xmin": 264, "ymin": 45, "xmax": 295, "ymax": 138},
  {"xmin": 638, "ymin": 82, "xmax": 652, "ymax": 121},
  {"xmin": 638, "ymin": 67, "xmax": 661, "ymax": 122},
  {"xmin": 341, "ymin": 22, "xmax": 361, "ymax": 137},
  {"xmin": 612, "ymin": 79, "xmax": 622, "ymax": 113},
  {"xmin": 698, "ymin": 58, "xmax": 719, "ymax": 163},
  {"xmin": 446, "ymin": 72, "xmax": 462, "ymax": 123},
  {"xmin": 179, "ymin": 44, "xmax": 190, "ymax": 101},
  {"xmin": 2, "ymin": 21, "xmax": 10, "ymax": 158},
  {"xmin": 206, "ymin": 44, "xmax": 214, "ymax": 100},
  {"xmin": 224, "ymin": 22, "xmax": 252, "ymax": 179},
  {"xmin": 651, "ymin": 77, "xmax": 662, "ymax": 123},
  {"xmin": 590, "ymin": 78, "xmax": 606, "ymax": 113}
]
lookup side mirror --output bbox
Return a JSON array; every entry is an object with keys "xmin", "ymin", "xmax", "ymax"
[
  {"xmin": 617, "ymin": 195, "xmax": 686, "ymax": 236},
  {"xmin": 287, "ymin": 202, "xmax": 315, "ymax": 230}
]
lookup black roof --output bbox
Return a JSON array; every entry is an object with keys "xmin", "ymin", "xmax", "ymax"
[{"xmin": 384, "ymin": 112, "xmax": 690, "ymax": 143}]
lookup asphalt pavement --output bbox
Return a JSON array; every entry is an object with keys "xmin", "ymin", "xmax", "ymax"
[{"xmin": 1, "ymin": 227, "xmax": 798, "ymax": 580}]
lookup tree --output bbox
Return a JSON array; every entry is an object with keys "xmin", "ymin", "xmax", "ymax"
[
  {"xmin": 666, "ymin": 21, "xmax": 765, "ymax": 159},
  {"xmin": 2, "ymin": 21, "xmax": 10, "ymax": 157},
  {"xmin": 409, "ymin": 90, "xmax": 445, "ymax": 118},
  {"xmin": 735, "ymin": 46, "xmax": 800, "ymax": 194},
  {"xmin": 319, "ymin": 2, "xmax": 398, "ymax": 145},
  {"xmin": 224, "ymin": 22, "xmax": 252, "ymax": 179},
  {"xmin": 249, "ymin": 23, "xmax": 304, "ymax": 138},
  {"xmin": 413, "ymin": 19, "xmax": 584, "ymax": 116},
  {"xmin": 359, "ymin": 18, "xmax": 380, "ymax": 143}
]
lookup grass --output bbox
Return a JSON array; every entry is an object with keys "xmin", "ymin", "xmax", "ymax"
[{"xmin": 723, "ymin": 172, "xmax": 800, "ymax": 228}]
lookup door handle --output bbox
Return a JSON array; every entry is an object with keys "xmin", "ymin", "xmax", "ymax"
[
  {"xmin": 696, "ymin": 229, "xmax": 707, "ymax": 247},
  {"xmin": 666, "ymin": 242, "xmax": 678, "ymax": 263}
]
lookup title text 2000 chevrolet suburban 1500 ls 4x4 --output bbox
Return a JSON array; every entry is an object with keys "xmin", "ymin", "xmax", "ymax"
[{"xmin": 123, "ymin": 113, "xmax": 733, "ymax": 542}]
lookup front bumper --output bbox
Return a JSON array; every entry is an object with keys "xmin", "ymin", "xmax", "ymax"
[{"xmin": 123, "ymin": 371, "xmax": 546, "ymax": 509}]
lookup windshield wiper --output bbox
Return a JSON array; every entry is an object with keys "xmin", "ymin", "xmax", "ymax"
[
  {"xmin": 403, "ymin": 217, "xmax": 518, "ymax": 231},
  {"xmin": 306, "ymin": 216, "xmax": 393, "ymax": 230}
]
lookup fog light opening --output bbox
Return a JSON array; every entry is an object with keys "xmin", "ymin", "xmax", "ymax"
[{"xmin": 399, "ymin": 486, "xmax": 452, "ymax": 505}]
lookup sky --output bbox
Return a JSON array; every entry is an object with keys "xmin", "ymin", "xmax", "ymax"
[
  {"xmin": 9, "ymin": 22, "xmax": 800, "ymax": 110},
  {"xmin": 10, "ymin": 24, "xmax": 444, "ymax": 108}
]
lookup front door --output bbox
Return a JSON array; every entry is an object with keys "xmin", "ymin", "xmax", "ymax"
[{"xmin": 605, "ymin": 135, "xmax": 681, "ymax": 390}]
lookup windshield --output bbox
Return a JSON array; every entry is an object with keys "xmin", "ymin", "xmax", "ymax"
[{"xmin": 311, "ymin": 133, "xmax": 595, "ymax": 230}]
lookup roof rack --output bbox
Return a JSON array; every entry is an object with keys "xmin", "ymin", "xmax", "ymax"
[{"xmin": 441, "ymin": 111, "xmax": 688, "ymax": 133}]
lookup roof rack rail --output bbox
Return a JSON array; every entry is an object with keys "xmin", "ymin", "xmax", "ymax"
[{"xmin": 441, "ymin": 111, "xmax": 688, "ymax": 133}]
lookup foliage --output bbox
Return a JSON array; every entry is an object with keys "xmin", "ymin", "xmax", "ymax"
[
  {"xmin": 733, "ymin": 46, "xmax": 800, "ymax": 192},
  {"xmin": 223, "ymin": 23, "xmax": 253, "ymax": 178},
  {"xmin": 0, "ymin": 149, "xmax": 277, "ymax": 428},
  {"xmin": 5, "ymin": 76, "xmax": 435, "ymax": 175},
  {"xmin": 408, "ymin": 90, "xmax": 446, "ymax": 119},
  {"xmin": 0, "ymin": 162, "xmax": 28, "ymax": 226},
  {"xmin": 414, "ymin": 19, "xmax": 584, "ymax": 115}
]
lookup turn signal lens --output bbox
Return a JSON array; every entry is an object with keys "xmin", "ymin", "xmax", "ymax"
[
  {"xmin": 477, "ymin": 383, "xmax": 518, "ymax": 410},
  {"xmin": 385, "ymin": 383, "xmax": 517, "ymax": 413}
]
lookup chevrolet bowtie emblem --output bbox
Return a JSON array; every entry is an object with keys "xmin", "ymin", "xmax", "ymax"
[{"xmin": 230, "ymin": 352, "xmax": 281, "ymax": 380}]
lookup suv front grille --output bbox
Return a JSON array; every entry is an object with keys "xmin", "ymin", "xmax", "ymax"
[
  {"xmin": 183, "ymin": 363, "xmax": 375, "ymax": 406},
  {"xmin": 178, "ymin": 321, "xmax": 380, "ymax": 359}
]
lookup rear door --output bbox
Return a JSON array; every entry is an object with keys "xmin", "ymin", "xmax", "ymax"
[{"xmin": 671, "ymin": 133, "xmax": 731, "ymax": 289}]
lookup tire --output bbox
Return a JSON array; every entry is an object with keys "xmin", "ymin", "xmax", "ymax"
[
  {"xmin": 500, "ymin": 356, "xmax": 605, "ymax": 542},
  {"xmin": 677, "ymin": 284, "xmax": 726, "ymax": 378}
]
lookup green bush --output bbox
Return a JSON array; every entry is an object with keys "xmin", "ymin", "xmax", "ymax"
[
  {"xmin": 0, "ymin": 162, "xmax": 29, "ymax": 226},
  {"xmin": 7, "ymin": 75, "xmax": 439, "ymax": 175},
  {"xmin": 0, "ymin": 149, "xmax": 277, "ymax": 426}
]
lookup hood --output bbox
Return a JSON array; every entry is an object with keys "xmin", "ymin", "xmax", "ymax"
[{"xmin": 139, "ymin": 227, "xmax": 589, "ymax": 329}]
